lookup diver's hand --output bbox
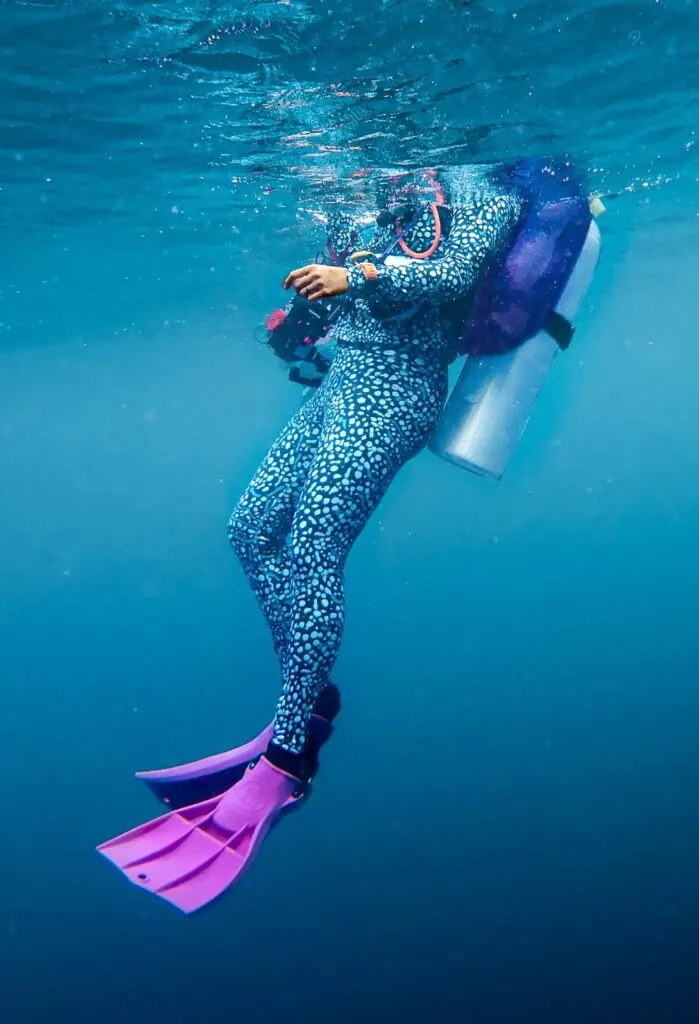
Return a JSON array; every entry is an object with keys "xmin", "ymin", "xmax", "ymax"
[{"xmin": 283, "ymin": 264, "xmax": 349, "ymax": 301}]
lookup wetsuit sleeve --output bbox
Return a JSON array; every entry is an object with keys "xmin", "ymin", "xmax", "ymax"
[
  {"xmin": 346, "ymin": 192, "xmax": 523, "ymax": 303},
  {"xmin": 325, "ymin": 211, "xmax": 364, "ymax": 266}
]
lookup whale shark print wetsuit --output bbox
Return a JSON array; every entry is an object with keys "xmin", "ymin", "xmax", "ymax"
[{"xmin": 229, "ymin": 176, "xmax": 523, "ymax": 761}]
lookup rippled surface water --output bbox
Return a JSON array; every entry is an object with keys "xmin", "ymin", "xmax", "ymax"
[{"xmin": 2, "ymin": 0, "xmax": 698, "ymax": 241}]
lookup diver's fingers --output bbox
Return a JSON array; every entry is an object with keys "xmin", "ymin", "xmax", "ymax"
[
  {"xmin": 283, "ymin": 265, "xmax": 317, "ymax": 290},
  {"xmin": 297, "ymin": 275, "xmax": 322, "ymax": 299},
  {"xmin": 292, "ymin": 273, "xmax": 318, "ymax": 296},
  {"xmin": 297, "ymin": 271, "xmax": 326, "ymax": 299},
  {"xmin": 306, "ymin": 283, "xmax": 328, "ymax": 301},
  {"xmin": 283, "ymin": 268, "xmax": 302, "ymax": 289}
]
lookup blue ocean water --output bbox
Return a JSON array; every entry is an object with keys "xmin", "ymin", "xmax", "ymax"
[{"xmin": 2, "ymin": 1, "xmax": 698, "ymax": 1021}]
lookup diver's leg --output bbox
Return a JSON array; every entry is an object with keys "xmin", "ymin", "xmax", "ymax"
[
  {"xmin": 227, "ymin": 390, "xmax": 324, "ymax": 664},
  {"xmin": 268, "ymin": 354, "xmax": 446, "ymax": 758}
]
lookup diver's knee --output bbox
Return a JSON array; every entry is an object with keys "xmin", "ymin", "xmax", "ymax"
[{"xmin": 228, "ymin": 501, "xmax": 281, "ymax": 562}]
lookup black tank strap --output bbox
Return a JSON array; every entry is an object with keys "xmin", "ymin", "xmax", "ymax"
[{"xmin": 544, "ymin": 310, "xmax": 575, "ymax": 350}]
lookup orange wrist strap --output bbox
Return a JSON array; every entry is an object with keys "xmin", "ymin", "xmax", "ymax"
[{"xmin": 358, "ymin": 261, "xmax": 378, "ymax": 281}]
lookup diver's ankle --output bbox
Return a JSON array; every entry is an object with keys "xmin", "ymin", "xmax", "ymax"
[
  {"xmin": 312, "ymin": 681, "xmax": 341, "ymax": 723},
  {"xmin": 264, "ymin": 741, "xmax": 310, "ymax": 782}
]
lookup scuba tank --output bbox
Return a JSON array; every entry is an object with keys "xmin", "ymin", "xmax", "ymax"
[{"xmin": 429, "ymin": 159, "xmax": 603, "ymax": 480}]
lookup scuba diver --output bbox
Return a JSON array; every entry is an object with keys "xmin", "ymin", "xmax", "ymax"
[{"xmin": 98, "ymin": 161, "xmax": 602, "ymax": 913}]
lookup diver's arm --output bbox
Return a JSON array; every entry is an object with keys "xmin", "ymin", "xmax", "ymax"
[{"xmin": 347, "ymin": 192, "xmax": 523, "ymax": 303}]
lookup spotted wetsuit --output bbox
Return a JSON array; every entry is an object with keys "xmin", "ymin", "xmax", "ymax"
[{"xmin": 229, "ymin": 179, "xmax": 522, "ymax": 756}]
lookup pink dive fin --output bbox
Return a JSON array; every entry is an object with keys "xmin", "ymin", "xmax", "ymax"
[{"xmin": 97, "ymin": 757, "xmax": 302, "ymax": 914}]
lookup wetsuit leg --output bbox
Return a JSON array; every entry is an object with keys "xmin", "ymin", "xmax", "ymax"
[
  {"xmin": 227, "ymin": 390, "xmax": 324, "ymax": 664},
  {"xmin": 271, "ymin": 349, "xmax": 446, "ymax": 753}
]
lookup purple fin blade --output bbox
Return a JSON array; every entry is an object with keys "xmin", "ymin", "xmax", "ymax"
[
  {"xmin": 156, "ymin": 840, "xmax": 256, "ymax": 914},
  {"xmin": 157, "ymin": 802, "xmax": 298, "ymax": 914},
  {"xmin": 96, "ymin": 799, "xmax": 219, "ymax": 869},
  {"xmin": 133, "ymin": 726, "xmax": 275, "ymax": 810},
  {"xmin": 134, "ymin": 725, "xmax": 274, "ymax": 785}
]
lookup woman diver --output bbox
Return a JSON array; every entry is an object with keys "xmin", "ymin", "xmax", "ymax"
[{"xmin": 97, "ymin": 169, "xmax": 525, "ymax": 912}]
